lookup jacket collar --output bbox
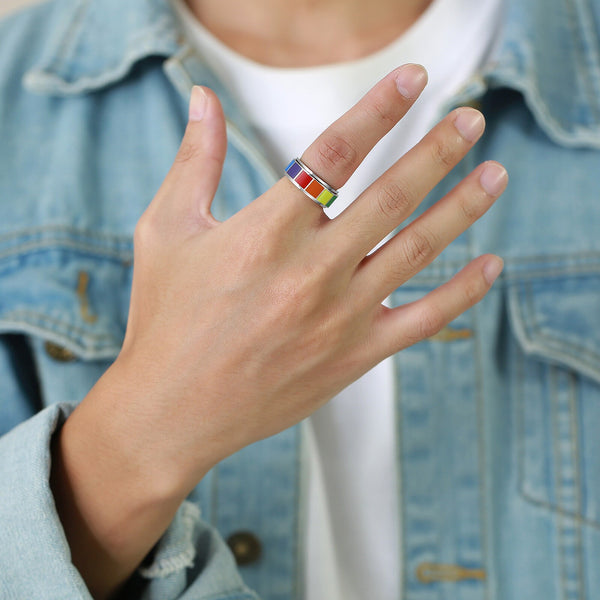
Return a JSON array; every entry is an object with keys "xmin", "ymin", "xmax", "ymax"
[
  {"xmin": 23, "ymin": 0, "xmax": 600, "ymax": 146},
  {"xmin": 480, "ymin": 0, "xmax": 600, "ymax": 146},
  {"xmin": 23, "ymin": 0, "xmax": 183, "ymax": 96}
]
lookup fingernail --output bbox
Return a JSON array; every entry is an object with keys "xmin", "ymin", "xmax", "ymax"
[
  {"xmin": 189, "ymin": 86, "xmax": 207, "ymax": 121},
  {"xmin": 480, "ymin": 162, "xmax": 508, "ymax": 197},
  {"xmin": 483, "ymin": 256, "xmax": 504, "ymax": 285},
  {"xmin": 395, "ymin": 64, "xmax": 428, "ymax": 99},
  {"xmin": 453, "ymin": 108, "xmax": 485, "ymax": 142}
]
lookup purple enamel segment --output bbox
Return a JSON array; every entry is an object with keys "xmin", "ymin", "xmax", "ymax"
[{"xmin": 285, "ymin": 160, "xmax": 302, "ymax": 179}]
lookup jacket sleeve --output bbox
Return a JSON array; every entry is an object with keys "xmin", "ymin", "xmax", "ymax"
[{"xmin": 0, "ymin": 336, "xmax": 258, "ymax": 600}]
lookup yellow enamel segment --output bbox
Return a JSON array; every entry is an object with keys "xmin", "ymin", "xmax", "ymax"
[{"xmin": 316, "ymin": 189, "xmax": 335, "ymax": 207}]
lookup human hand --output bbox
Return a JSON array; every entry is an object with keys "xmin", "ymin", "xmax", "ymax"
[
  {"xmin": 115, "ymin": 64, "xmax": 507, "ymax": 491},
  {"xmin": 52, "ymin": 64, "xmax": 507, "ymax": 598}
]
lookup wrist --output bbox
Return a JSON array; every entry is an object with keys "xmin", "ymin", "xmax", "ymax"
[
  {"xmin": 68, "ymin": 356, "xmax": 211, "ymax": 505},
  {"xmin": 50, "ymin": 358, "xmax": 211, "ymax": 597},
  {"xmin": 51, "ymin": 419, "xmax": 177, "ymax": 597}
]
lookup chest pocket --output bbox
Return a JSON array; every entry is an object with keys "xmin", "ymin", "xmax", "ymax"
[
  {"xmin": 508, "ymin": 273, "xmax": 600, "ymax": 527},
  {"xmin": 0, "ymin": 246, "xmax": 132, "ymax": 408}
]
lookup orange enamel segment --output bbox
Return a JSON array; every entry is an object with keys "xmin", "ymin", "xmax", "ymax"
[{"xmin": 306, "ymin": 179, "xmax": 324, "ymax": 198}]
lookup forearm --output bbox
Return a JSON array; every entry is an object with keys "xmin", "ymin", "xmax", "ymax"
[{"xmin": 50, "ymin": 363, "xmax": 192, "ymax": 600}]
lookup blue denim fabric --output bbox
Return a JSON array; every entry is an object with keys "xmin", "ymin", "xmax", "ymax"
[{"xmin": 0, "ymin": 0, "xmax": 599, "ymax": 599}]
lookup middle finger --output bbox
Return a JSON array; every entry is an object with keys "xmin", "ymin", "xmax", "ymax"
[{"xmin": 331, "ymin": 107, "xmax": 486, "ymax": 262}]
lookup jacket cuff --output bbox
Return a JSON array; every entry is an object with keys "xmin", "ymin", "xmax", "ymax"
[
  {"xmin": 0, "ymin": 402, "xmax": 91, "ymax": 599},
  {"xmin": 0, "ymin": 403, "xmax": 258, "ymax": 600},
  {"xmin": 136, "ymin": 500, "xmax": 259, "ymax": 600}
]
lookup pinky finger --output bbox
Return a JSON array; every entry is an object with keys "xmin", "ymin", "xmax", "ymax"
[{"xmin": 373, "ymin": 254, "xmax": 503, "ymax": 357}]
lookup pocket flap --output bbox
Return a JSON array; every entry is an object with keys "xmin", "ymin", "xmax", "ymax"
[
  {"xmin": 0, "ymin": 251, "xmax": 131, "ymax": 360},
  {"xmin": 507, "ymin": 275, "xmax": 600, "ymax": 385}
]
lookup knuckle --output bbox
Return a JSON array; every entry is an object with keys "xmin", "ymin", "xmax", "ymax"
[
  {"xmin": 431, "ymin": 137, "xmax": 457, "ymax": 169},
  {"xmin": 315, "ymin": 132, "xmax": 359, "ymax": 173},
  {"xmin": 175, "ymin": 139, "xmax": 202, "ymax": 165},
  {"xmin": 384, "ymin": 253, "xmax": 409, "ymax": 284},
  {"xmin": 374, "ymin": 180, "xmax": 414, "ymax": 221},
  {"xmin": 463, "ymin": 276, "xmax": 486, "ymax": 306},
  {"xmin": 401, "ymin": 228, "xmax": 436, "ymax": 270},
  {"xmin": 133, "ymin": 213, "xmax": 156, "ymax": 249},
  {"xmin": 299, "ymin": 261, "xmax": 332, "ymax": 298},
  {"xmin": 364, "ymin": 96, "xmax": 398, "ymax": 127},
  {"xmin": 234, "ymin": 224, "xmax": 274, "ymax": 267},
  {"xmin": 270, "ymin": 268, "xmax": 324, "ymax": 318},
  {"xmin": 417, "ymin": 305, "xmax": 446, "ymax": 339},
  {"xmin": 459, "ymin": 194, "xmax": 484, "ymax": 223}
]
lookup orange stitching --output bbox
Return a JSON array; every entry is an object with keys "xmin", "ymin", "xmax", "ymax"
[
  {"xmin": 416, "ymin": 562, "xmax": 486, "ymax": 583},
  {"xmin": 429, "ymin": 326, "xmax": 473, "ymax": 342},
  {"xmin": 77, "ymin": 271, "xmax": 98, "ymax": 324}
]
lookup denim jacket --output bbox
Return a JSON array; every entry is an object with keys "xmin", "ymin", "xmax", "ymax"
[{"xmin": 1, "ymin": 0, "xmax": 600, "ymax": 599}]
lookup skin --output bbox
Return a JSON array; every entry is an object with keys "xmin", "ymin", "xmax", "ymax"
[
  {"xmin": 182, "ymin": 0, "xmax": 435, "ymax": 66},
  {"xmin": 50, "ymin": 3, "xmax": 508, "ymax": 599}
]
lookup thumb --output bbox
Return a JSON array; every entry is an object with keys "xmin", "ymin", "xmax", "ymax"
[{"xmin": 167, "ymin": 86, "xmax": 227, "ymax": 221}]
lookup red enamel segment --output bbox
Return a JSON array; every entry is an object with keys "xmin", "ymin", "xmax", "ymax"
[{"xmin": 295, "ymin": 171, "xmax": 312, "ymax": 188}]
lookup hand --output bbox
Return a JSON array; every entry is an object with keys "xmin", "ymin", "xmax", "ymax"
[
  {"xmin": 52, "ymin": 64, "xmax": 507, "ymax": 598},
  {"xmin": 117, "ymin": 64, "xmax": 506, "ymax": 484},
  {"xmin": 121, "ymin": 64, "xmax": 505, "ymax": 483}
]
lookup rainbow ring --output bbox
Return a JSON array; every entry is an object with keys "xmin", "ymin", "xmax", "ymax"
[{"xmin": 285, "ymin": 158, "xmax": 338, "ymax": 208}]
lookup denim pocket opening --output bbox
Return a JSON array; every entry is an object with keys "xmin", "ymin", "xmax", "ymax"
[{"xmin": 507, "ymin": 274, "xmax": 600, "ymax": 527}]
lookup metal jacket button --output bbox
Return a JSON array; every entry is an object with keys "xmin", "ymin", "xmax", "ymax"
[
  {"xmin": 226, "ymin": 531, "xmax": 262, "ymax": 566},
  {"xmin": 44, "ymin": 341, "xmax": 77, "ymax": 362}
]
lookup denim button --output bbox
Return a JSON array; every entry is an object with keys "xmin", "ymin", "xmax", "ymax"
[
  {"xmin": 44, "ymin": 341, "xmax": 76, "ymax": 362},
  {"xmin": 226, "ymin": 531, "xmax": 262, "ymax": 566}
]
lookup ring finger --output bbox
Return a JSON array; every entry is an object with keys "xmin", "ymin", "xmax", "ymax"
[{"xmin": 266, "ymin": 64, "xmax": 428, "ymax": 219}]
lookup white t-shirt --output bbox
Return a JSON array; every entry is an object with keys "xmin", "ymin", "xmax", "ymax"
[{"xmin": 171, "ymin": 1, "xmax": 503, "ymax": 598}]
